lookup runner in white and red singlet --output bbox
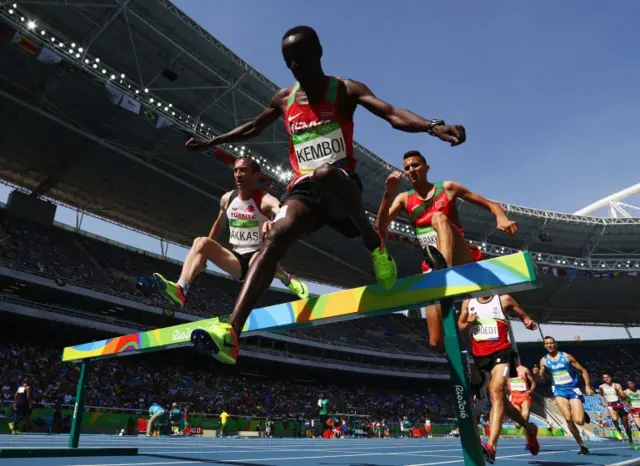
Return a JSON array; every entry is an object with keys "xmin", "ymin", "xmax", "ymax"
[
  {"xmin": 376, "ymin": 151, "xmax": 518, "ymax": 351},
  {"xmin": 458, "ymin": 294, "xmax": 539, "ymax": 464},
  {"xmin": 184, "ymin": 26, "xmax": 466, "ymax": 365},
  {"xmin": 599, "ymin": 374, "xmax": 636, "ymax": 448}
]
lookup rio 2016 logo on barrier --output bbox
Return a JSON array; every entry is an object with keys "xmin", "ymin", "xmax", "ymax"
[
  {"xmin": 455, "ymin": 385, "xmax": 470, "ymax": 419},
  {"xmin": 172, "ymin": 328, "xmax": 192, "ymax": 341},
  {"xmin": 190, "ymin": 426, "xmax": 203, "ymax": 436}
]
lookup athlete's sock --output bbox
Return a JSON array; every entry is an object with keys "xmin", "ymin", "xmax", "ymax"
[
  {"xmin": 278, "ymin": 272, "xmax": 291, "ymax": 286},
  {"xmin": 177, "ymin": 279, "xmax": 190, "ymax": 295}
]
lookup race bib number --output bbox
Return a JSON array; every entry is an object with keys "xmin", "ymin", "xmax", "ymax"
[
  {"xmin": 604, "ymin": 393, "xmax": 619, "ymax": 403},
  {"xmin": 293, "ymin": 122, "xmax": 347, "ymax": 173},
  {"xmin": 415, "ymin": 226, "xmax": 438, "ymax": 250},
  {"xmin": 631, "ymin": 400, "xmax": 640, "ymax": 408},
  {"xmin": 472, "ymin": 318, "xmax": 499, "ymax": 341},
  {"xmin": 509, "ymin": 378, "xmax": 527, "ymax": 392},
  {"xmin": 552, "ymin": 370, "xmax": 572, "ymax": 385}
]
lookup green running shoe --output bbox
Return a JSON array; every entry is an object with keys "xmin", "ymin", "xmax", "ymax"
[
  {"xmin": 631, "ymin": 442, "xmax": 638, "ymax": 451},
  {"xmin": 371, "ymin": 245, "xmax": 397, "ymax": 290},
  {"xmin": 191, "ymin": 323, "xmax": 239, "ymax": 365},
  {"xmin": 287, "ymin": 277, "xmax": 310, "ymax": 299},
  {"xmin": 153, "ymin": 273, "xmax": 186, "ymax": 308}
]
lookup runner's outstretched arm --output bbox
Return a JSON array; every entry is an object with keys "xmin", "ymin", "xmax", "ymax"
[
  {"xmin": 208, "ymin": 193, "xmax": 231, "ymax": 240},
  {"xmin": 500, "ymin": 295, "xmax": 536, "ymax": 330},
  {"xmin": 457, "ymin": 300, "xmax": 477, "ymax": 332},
  {"xmin": 566, "ymin": 353, "xmax": 594, "ymax": 395},
  {"xmin": 186, "ymin": 90, "xmax": 288, "ymax": 150},
  {"xmin": 345, "ymin": 79, "xmax": 466, "ymax": 146},
  {"xmin": 524, "ymin": 367, "xmax": 536, "ymax": 396},
  {"xmin": 444, "ymin": 182, "xmax": 518, "ymax": 236},
  {"xmin": 376, "ymin": 172, "xmax": 407, "ymax": 233}
]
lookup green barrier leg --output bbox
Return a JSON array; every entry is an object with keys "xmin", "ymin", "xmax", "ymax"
[
  {"xmin": 441, "ymin": 298, "xmax": 486, "ymax": 466},
  {"xmin": 68, "ymin": 362, "xmax": 88, "ymax": 449}
]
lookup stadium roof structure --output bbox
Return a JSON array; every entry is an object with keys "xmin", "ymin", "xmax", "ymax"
[{"xmin": 0, "ymin": 0, "xmax": 638, "ymax": 325}]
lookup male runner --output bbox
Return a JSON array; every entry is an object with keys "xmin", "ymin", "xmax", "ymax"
[
  {"xmin": 625, "ymin": 380, "xmax": 640, "ymax": 436},
  {"xmin": 538, "ymin": 336, "xmax": 593, "ymax": 455},
  {"xmin": 186, "ymin": 26, "xmax": 466, "ymax": 364},
  {"xmin": 458, "ymin": 294, "xmax": 539, "ymax": 463},
  {"xmin": 153, "ymin": 157, "xmax": 309, "ymax": 306},
  {"xmin": 508, "ymin": 363, "xmax": 536, "ymax": 429},
  {"xmin": 599, "ymin": 374, "xmax": 636, "ymax": 447},
  {"xmin": 8, "ymin": 376, "xmax": 32, "ymax": 435},
  {"xmin": 377, "ymin": 151, "xmax": 518, "ymax": 351}
]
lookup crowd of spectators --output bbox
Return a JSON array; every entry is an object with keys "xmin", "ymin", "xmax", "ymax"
[
  {"xmin": 0, "ymin": 339, "xmax": 450, "ymax": 424},
  {"xmin": 0, "ymin": 209, "xmax": 432, "ymax": 355}
]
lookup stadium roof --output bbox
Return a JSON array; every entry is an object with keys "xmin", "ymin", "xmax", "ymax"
[{"xmin": 0, "ymin": 1, "xmax": 638, "ymax": 324}]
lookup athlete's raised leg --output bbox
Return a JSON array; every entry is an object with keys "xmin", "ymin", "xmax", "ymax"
[
  {"xmin": 431, "ymin": 211, "xmax": 475, "ymax": 267},
  {"xmin": 155, "ymin": 237, "xmax": 242, "ymax": 307},
  {"xmin": 312, "ymin": 164, "xmax": 381, "ymax": 251},
  {"xmin": 229, "ymin": 199, "xmax": 314, "ymax": 335},
  {"xmin": 425, "ymin": 305, "xmax": 444, "ymax": 352}
]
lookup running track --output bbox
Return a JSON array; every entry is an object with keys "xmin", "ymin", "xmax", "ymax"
[{"xmin": 1, "ymin": 434, "xmax": 640, "ymax": 465}]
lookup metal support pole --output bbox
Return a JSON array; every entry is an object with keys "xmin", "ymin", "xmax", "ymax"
[
  {"xmin": 625, "ymin": 326, "xmax": 633, "ymax": 340},
  {"xmin": 441, "ymin": 298, "xmax": 486, "ymax": 466},
  {"xmin": 538, "ymin": 323, "xmax": 545, "ymax": 341},
  {"xmin": 68, "ymin": 362, "xmax": 88, "ymax": 449}
]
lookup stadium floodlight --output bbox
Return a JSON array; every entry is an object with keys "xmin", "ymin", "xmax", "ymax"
[
  {"xmin": 8, "ymin": 9, "xmax": 13, "ymax": 15},
  {"xmin": 149, "ymin": 98, "xmax": 154, "ymax": 103},
  {"xmin": 95, "ymin": 57, "xmax": 99, "ymax": 63},
  {"xmin": 40, "ymin": 30, "xmax": 45, "ymax": 35},
  {"xmin": 26, "ymin": 20, "xmax": 35, "ymax": 30},
  {"xmin": 78, "ymin": 47, "xmax": 84, "ymax": 53},
  {"xmin": 92, "ymin": 64, "xmax": 97, "ymax": 69},
  {"xmin": 110, "ymin": 74, "xmax": 115, "ymax": 80}
]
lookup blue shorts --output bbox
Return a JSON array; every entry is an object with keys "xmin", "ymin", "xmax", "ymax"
[{"xmin": 552, "ymin": 385, "xmax": 585, "ymax": 402}]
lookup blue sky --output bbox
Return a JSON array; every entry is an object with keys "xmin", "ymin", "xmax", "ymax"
[
  {"xmin": 7, "ymin": 0, "xmax": 640, "ymax": 342},
  {"xmin": 172, "ymin": 0, "xmax": 640, "ymax": 213}
]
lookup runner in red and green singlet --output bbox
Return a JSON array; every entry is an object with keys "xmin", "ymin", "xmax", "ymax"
[
  {"xmin": 184, "ymin": 26, "xmax": 466, "ymax": 365},
  {"xmin": 376, "ymin": 150, "xmax": 518, "ymax": 351}
]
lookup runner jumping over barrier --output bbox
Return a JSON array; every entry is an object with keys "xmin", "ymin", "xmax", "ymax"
[{"xmin": 184, "ymin": 25, "xmax": 466, "ymax": 366}]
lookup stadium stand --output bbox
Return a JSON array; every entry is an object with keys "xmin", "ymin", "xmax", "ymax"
[{"xmin": 0, "ymin": 208, "xmax": 433, "ymax": 355}]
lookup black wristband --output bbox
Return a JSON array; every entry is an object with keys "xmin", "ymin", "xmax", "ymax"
[{"xmin": 426, "ymin": 119, "xmax": 445, "ymax": 136}]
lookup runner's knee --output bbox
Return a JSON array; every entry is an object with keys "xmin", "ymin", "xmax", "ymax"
[
  {"xmin": 489, "ymin": 383, "xmax": 504, "ymax": 402},
  {"xmin": 192, "ymin": 236, "xmax": 210, "ymax": 252}
]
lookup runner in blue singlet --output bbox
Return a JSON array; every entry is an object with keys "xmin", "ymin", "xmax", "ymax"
[{"xmin": 538, "ymin": 336, "xmax": 593, "ymax": 455}]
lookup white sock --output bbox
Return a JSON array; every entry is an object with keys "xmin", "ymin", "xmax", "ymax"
[{"xmin": 177, "ymin": 279, "xmax": 189, "ymax": 295}]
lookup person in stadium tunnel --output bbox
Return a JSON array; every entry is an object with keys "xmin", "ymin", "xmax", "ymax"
[
  {"xmin": 538, "ymin": 336, "xmax": 593, "ymax": 455},
  {"xmin": 184, "ymin": 25, "xmax": 466, "ymax": 365},
  {"xmin": 624, "ymin": 380, "xmax": 640, "ymax": 434},
  {"xmin": 152, "ymin": 156, "xmax": 309, "ymax": 308},
  {"xmin": 458, "ymin": 294, "xmax": 540, "ymax": 463},
  {"xmin": 599, "ymin": 374, "xmax": 636, "ymax": 448},
  {"xmin": 375, "ymin": 150, "xmax": 518, "ymax": 352}
]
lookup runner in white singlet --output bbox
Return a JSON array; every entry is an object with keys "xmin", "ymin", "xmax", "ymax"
[
  {"xmin": 599, "ymin": 374, "xmax": 636, "ymax": 448},
  {"xmin": 153, "ymin": 157, "xmax": 309, "ymax": 308}
]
